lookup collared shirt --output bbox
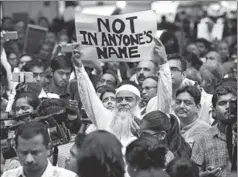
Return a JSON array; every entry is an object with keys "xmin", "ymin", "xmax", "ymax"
[
  {"xmin": 2, "ymin": 160, "xmax": 78, "ymax": 177},
  {"xmin": 181, "ymin": 119, "xmax": 211, "ymax": 147},
  {"xmin": 191, "ymin": 125, "xmax": 231, "ymax": 177}
]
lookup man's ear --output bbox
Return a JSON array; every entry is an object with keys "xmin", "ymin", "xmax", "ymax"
[
  {"xmin": 197, "ymin": 103, "xmax": 201, "ymax": 111},
  {"xmin": 212, "ymin": 108, "xmax": 217, "ymax": 119},
  {"xmin": 182, "ymin": 71, "xmax": 186, "ymax": 79}
]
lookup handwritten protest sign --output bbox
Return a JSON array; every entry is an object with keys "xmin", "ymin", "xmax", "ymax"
[
  {"xmin": 23, "ymin": 24, "xmax": 48, "ymax": 56},
  {"xmin": 75, "ymin": 10, "xmax": 157, "ymax": 62}
]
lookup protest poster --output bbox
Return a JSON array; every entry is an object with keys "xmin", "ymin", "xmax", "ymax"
[
  {"xmin": 75, "ymin": 10, "xmax": 157, "ymax": 62},
  {"xmin": 23, "ymin": 24, "xmax": 48, "ymax": 56}
]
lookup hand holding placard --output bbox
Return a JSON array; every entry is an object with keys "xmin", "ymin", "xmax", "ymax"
[
  {"xmin": 72, "ymin": 45, "xmax": 83, "ymax": 68},
  {"xmin": 151, "ymin": 37, "xmax": 167, "ymax": 65}
]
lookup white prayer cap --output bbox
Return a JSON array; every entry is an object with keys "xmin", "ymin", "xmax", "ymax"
[{"xmin": 116, "ymin": 84, "xmax": 141, "ymax": 98}]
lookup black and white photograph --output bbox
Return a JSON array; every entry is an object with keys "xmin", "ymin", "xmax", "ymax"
[{"xmin": 0, "ymin": 1, "xmax": 237, "ymax": 177}]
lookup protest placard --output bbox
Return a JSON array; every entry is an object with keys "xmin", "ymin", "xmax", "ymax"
[
  {"xmin": 75, "ymin": 10, "xmax": 157, "ymax": 62},
  {"xmin": 23, "ymin": 24, "xmax": 48, "ymax": 56}
]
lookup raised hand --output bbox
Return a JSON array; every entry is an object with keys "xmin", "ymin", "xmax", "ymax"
[
  {"xmin": 151, "ymin": 37, "xmax": 167, "ymax": 65},
  {"xmin": 71, "ymin": 44, "xmax": 83, "ymax": 68}
]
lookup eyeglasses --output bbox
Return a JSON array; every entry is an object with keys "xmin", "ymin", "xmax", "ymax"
[
  {"xmin": 170, "ymin": 67, "xmax": 182, "ymax": 72},
  {"xmin": 142, "ymin": 86, "xmax": 157, "ymax": 91},
  {"xmin": 116, "ymin": 96, "xmax": 135, "ymax": 103},
  {"xmin": 138, "ymin": 131, "xmax": 161, "ymax": 138},
  {"xmin": 175, "ymin": 99, "xmax": 193, "ymax": 106}
]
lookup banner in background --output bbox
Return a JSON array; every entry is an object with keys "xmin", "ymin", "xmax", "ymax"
[{"xmin": 75, "ymin": 10, "xmax": 157, "ymax": 62}]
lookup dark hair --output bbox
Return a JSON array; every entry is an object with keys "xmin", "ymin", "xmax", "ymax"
[
  {"xmin": 77, "ymin": 130, "xmax": 125, "ymax": 177},
  {"xmin": 167, "ymin": 114, "xmax": 192, "ymax": 159},
  {"xmin": 168, "ymin": 54, "xmax": 187, "ymax": 72},
  {"xmin": 125, "ymin": 136, "xmax": 166, "ymax": 170},
  {"xmin": 196, "ymin": 38, "xmax": 211, "ymax": 50},
  {"xmin": 142, "ymin": 110, "xmax": 171, "ymax": 132},
  {"xmin": 166, "ymin": 158, "xmax": 199, "ymax": 177},
  {"xmin": 184, "ymin": 52, "xmax": 202, "ymax": 71},
  {"xmin": 135, "ymin": 169, "xmax": 169, "ymax": 177},
  {"xmin": 50, "ymin": 55, "xmax": 73, "ymax": 72},
  {"xmin": 13, "ymin": 91, "xmax": 41, "ymax": 111},
  {"xmin": 176, "ymin": 86, "xmax": 201, "ymax": 105},
  {"xmin": 22, "ymin": 59, "xmax": 45, "ymax": 72},
  {"xmin": 15, "ymin": 121, "xmax": 50, "ymax": 148},
  {"xmin": 37, "ymin": 98, "xmax": 67, "ymax": 116},
  {"xmin": 99, "ymin": 87, "xmax": 116, "ymax": 101},
  {"xmin": 160, "ymin": 31, "xmax": 179, "ymax": 54},
  {"xmin": 212, "ymin": 79, "xmax": 237, "ymax": 108}
]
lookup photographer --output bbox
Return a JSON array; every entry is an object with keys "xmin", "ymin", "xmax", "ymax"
[
  {"xmin": 1, "ymin": 121, "xmax": 78, "ymax": 177},
  {"xmin": 37, "ymin": 98, "xmax": 81, "ymax": 168},
  {"xmin": 1, "ymin": 91, "xmax": 41, "ymax": 173},
  {"xmin": 191, "ymin": 79, "xmax": 237, "ymax": 177}
]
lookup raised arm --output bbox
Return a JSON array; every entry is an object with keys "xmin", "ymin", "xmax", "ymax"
[
  {"xmin": 150, "ymin": 38, "xmax": 172, "ymax": 114},
  {"xmin": 72, "ymin": 51, "xmax": 111, "ymax": 130}
]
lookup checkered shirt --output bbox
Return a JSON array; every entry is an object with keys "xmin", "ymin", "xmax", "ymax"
[{"xmin": 191, "ymin": 125, "xmax": 232, "ymax": 177}]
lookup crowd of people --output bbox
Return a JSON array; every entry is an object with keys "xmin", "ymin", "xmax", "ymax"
[{"xmin": 0, "ymin": 6, "xmax": 237, "ymax": 177}]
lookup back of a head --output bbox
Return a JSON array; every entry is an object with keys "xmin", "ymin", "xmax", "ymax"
[
  {"xmin": 166, "ymin": 114, "xmax": 192, "ymax": 159},
  {"xmin": 37, "ymin": 98, "xmax": 67, "ymax": 116},
  {"xmin": 166, "ymin": 158, "xmax": 199, "ymax": 177},
  {"xmin": 125, "ymin": 136, "xmax": 166, "ymax": 170},
  {"xmin": 135, "ymin": 169, "xmax": 169, "ymax": 177},
  {"xmin": 77, "ymin": 130, "xmax": 125, "ymax": 177},
  {"xmin": 142, "ymin": 110, "xmax": 171, "ymax": 132}
]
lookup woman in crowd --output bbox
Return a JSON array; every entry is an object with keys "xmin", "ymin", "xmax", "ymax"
[
  {"xmin": 76, "ymin": 130, "xmax": 125, "ymax": 177},
  {"xmin": 139, "ymin": 110, "xmax": 192, "ymax": 159}
]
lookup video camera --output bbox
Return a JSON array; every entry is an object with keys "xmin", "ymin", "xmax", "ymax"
[
  {"xmin": 228, "ymin": 98, "xmax": 237, "ymax": 124},
  {"xmin": 0, "ymin": 111, "xmax": 71, "ymax": 159}
]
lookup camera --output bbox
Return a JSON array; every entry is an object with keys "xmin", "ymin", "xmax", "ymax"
[
  {"xmin": 228, "ymin": 98, "xmax": 237, "ymax": 124},
  {"xmin": 0, "ymin": 111, "xmax": 71, "ymax": 159}
]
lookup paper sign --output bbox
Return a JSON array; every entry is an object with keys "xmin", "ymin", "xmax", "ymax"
[
  {"xmin": 75, "ymin": 10, "xmax": 157, "ymax": 62},
  {"xmin": 23, "ymin": 24, "xmax": 48, "ymax": 56}
]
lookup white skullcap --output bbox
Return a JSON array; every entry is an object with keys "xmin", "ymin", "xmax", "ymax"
[{"xmin": 116, "ymin": 84, "xmax": 141, "ymax": 98}]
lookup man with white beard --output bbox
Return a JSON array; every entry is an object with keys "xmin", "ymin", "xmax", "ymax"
[{"xmin": 72, "ymin": 38, "xmax": 172, "ymax": 149}]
